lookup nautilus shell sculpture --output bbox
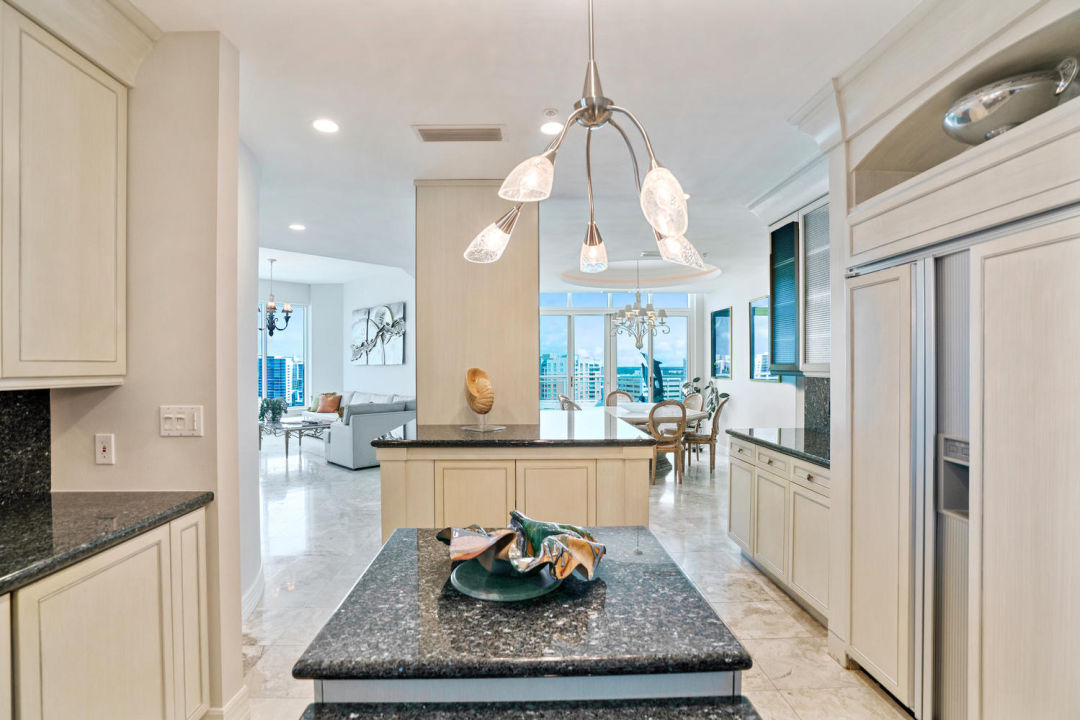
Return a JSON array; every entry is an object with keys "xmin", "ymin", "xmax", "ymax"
[
  {"xmin": 465, "ymin": 367, "xmax": 495, "ymax": 415},
  {"xmin": 437, "ymin": 511, "xmax": 607, "ymax": 581}
]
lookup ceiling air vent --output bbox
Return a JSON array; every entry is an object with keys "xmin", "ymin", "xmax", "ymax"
[{"xmin": 414, "ymin": 125, "xmax": 504, "ymax": 143}]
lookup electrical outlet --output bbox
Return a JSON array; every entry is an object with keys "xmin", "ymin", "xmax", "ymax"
[
  {"xmin": 160, "ymin": 406, "xmax": 204, "ymax": 437},
  {"xmin": 95, "ymin": 433, "xmax": 115, "ymax": 465}
]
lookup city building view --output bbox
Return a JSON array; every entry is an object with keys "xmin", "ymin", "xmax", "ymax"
[{"xmin": 258, "ymin": 355, "xmax": 306, "ymax": 406}]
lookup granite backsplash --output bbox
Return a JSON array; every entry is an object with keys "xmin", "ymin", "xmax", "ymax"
[
  {"xmin": 803, "ymin": 376, "xmax": 830, "ymax": 434},
  {"xmin": 0, "ymin": 389, "xmax": 51, "ymax": 495}
]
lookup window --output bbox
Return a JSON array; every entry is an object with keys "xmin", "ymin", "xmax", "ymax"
[
  {"xmin": 540, "ymin": 292, "xmax": 694, "ymax": 404},
  {"xmin": 749, "ymin": 297, "xmax": 778, "ymax": 381},
  {"xmin": 258, "ymin": 304, "xmax": 309, "ymax": 406},
  {"xmin": 711, "ymin": 307, "xmax": 732, "ymax": 379}
]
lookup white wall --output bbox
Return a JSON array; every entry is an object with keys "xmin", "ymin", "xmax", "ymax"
[
  {"xmin": 342, "ymin": 267, "xmax": 416, "ymax": 397},
  {"xmin": 310, "ymin": 284, "xmax": 344, "ymax": 394},
  {"xmin": 49, "ymin": 32, "xmax": 246, "ymax": 714},
  {"xmin": 258, "ymin": 278, "xmax": 309, "ymax": 306},
  {"xmin": 701, "ymin": 259, "xmax": 798, "ymax": 433},
  {"xmin": 238, "ymin": 142, "xmax": 262, "ymax": 618}
]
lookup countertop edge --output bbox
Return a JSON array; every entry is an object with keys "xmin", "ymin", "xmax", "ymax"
[
  {"xmin": 371, "ymin": 438, "xmax": 656, "ymax": 448},
  {"xmin": 725, "ymin": 429, "xmax": 830, "ymax": 469},
  {"xmin": 292, "ymin": 649, "xmax": 754, "ymax": 680},
  {"xmin": 298, "ymin": 697, "xmax": 762, "ymax": 719},
  {"xmin": 0, "ymin": 491, "xmax": 215, "ymax": 596}
]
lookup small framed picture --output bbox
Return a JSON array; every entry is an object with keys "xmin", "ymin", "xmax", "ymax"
[
  {"xmin": 710, "ymin": 307, "xmax": 732, "ymax": 379},
  {"xmin": 749, "ymin": 296, "xmax": 778, "ymax": 382}
]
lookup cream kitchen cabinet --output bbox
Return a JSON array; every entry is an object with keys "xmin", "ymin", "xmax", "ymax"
[
  {"xmin": 728, "ymin": 436, "xmax": 830, "ymax": 622},
  {"xmin": 516, "ymin": 460, "xmax": 596, "ymax": 527},
  {"xmin": 728, "ymin": 458, "xmax": 754, "ymax": 554},
  {"xmin": 0, "ymin": 3, "xmax": 127, "ymax": 389},
  {"xmin": 13, "ymin": 509, "xmax": 207, "ymax": 720},
  {"xmin": 753, "ymin": 468, "xmax": 788, "ymax": 581},
  {"xmin": 435, "ymin": 460, "xmax": 516, "ymax": 529},
  {"xmin": 1, "ymin": 594, "xmax": 9, "ymax": 720},
  {"xmin": 788, "ymin": 482, "xmax": 830, "ymax": 615}
]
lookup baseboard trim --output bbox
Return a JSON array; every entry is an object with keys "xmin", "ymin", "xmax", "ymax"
[
  {"xmin": 241, "ymin": 563, "xmax": 264, "ymax": 620},
  {"xmin": 205, "ymin": 684, "xmax": 251, "ymax": 720}
]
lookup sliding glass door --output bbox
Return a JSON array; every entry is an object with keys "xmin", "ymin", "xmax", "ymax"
[
  {"xmin": 539, "ymin": 314, "xmax": 609, "ymax": 409},
  {"xmin": 539, "ymin": 315, "xmax": 570, "ymax": 409}
]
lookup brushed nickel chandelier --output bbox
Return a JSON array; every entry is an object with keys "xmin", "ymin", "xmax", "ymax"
[
  {"xmin": 611, "ymin": 259, "xmax": 670, "ymax": 349},
  {"xmin": 464, "ymin": 0, "xmax": 705, "ymax": 273}
]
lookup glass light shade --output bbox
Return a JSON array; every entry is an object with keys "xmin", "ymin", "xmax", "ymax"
[
  {"xmin": 498, "ymin": 154, "xmax": 555, "ymax": 202},
  {"xmin": 640, "ymin": 167, "xmax": 689, "ymax": 236},
  {"xmin": 656, "ymin": 234, "xmax": 706, "ymax": 270},
  {"xmin": 580, "ymin": 241, "xmax": 608, "ymax": 273},
  {"xmin": 464, "ymin": 223, "xmax": 511, "ymax": 263}
]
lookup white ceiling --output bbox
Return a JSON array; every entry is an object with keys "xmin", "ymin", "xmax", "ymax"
[
  {"xmin": 132, "ymin": 0, "xmax": 919, "ymax": 288},
  {"xmin": 257, "ymin": 247, "xmax": 394, "ymax": 285}
]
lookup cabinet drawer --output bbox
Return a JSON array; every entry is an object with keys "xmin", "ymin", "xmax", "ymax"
[
  {"xmin": 791, "ymin": 462, "xmax": 830, "ymax": 497},
  {"xmin": 729, "ymin": 439, "xmax": 755, "ymax": 464},
  {"xmin": 755, "ymin": 446, "xmax": 790, "ymax": 476}
]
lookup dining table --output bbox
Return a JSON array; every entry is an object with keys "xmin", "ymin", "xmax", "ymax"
[{"xmin": 606, "ymin": 401, "xmax": 708, "ymax": 475}]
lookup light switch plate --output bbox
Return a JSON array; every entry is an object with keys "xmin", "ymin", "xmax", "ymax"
[
  {"xmin": 159, "ymin": 405, "xmax": 204, "ymax": 437},
  {"xmin": 95, "ymin": 433, "xmax": 115, "ymax": 464}
]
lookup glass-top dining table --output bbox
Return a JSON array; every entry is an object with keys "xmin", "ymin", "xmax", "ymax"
[{"xmin": 606, "ymin": 401, "xmax": 709, "ymax": 475}]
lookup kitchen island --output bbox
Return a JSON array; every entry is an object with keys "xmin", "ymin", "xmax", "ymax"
[
  {"xmin": 372, "ymin": 408, "xmax": 655, "ymax": 542},
  {"xmin": 293, "ymin": 526, "xmax": 758, "ymax": 717}
]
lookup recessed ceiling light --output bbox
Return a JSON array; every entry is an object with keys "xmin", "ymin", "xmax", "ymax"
[
  {"xmin": 540, "ymin": 107, "xmax": 562, "ymax": 135},
  {"xmin": 312, "ymin": 118, "xmax": 339, "ymax": 134},
  {"xmin": 288, "ymin": 223, "xmax": 306, "ymax": 231}
]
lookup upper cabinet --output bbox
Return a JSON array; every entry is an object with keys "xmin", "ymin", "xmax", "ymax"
[
  {"xmin": 0, "ymin": 3, "xmax": 129, "ymax": 389},
  {"xmin": 769, "ymin": 197, "xmax": 831, "ymax": 376}
]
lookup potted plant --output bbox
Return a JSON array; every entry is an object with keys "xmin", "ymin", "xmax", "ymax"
[
  {"xmin": 259, "ymin": 398, "xmax": 287, "ymax": 423},
  {"xmin": 681, "ymin": 377, "xmax": 722, "ymax": 414}
]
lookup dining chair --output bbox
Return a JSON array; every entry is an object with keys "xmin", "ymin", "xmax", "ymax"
[
  {"xmin": 647, "ymin": 400, "xmax": 687, "ymax": 484},
  {"xmin": 682, "ymin": 392, "xmax": 704, "ymax": 441},
  {"xmin": 558, "ymin": 394, "xmax": 582, "ymax": 411},
  {"xmin": 605, "ymin": 390, "xmax": 633, "ymax": 406},
  {"xmin": 684, "ymin": 394, "xmax": 730, "ymax": 472}
]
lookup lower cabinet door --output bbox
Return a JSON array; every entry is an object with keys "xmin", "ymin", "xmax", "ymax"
[
  {"xmin": 788, "ymin": 484, "xmax": 830, "ymax": 614},
  {"xmin": 435, "ymin": 460, "xmax": 516, "ymax": 528},
  {"xmin": 1, "ymin": 594, "xmax": 10, "ymax": 720},
  {"xmin": 515, "ymin": 460, "xmax": 596, "ymax": 526},
  {"xmin": 170, "ymin": 509, "xmax": 210, "ymax": 720},
  {"xmin": 753, "ymin": 468, "xmax": 788, "ymax": 581},
  {"xmin": 14, "ymin": 525, "xmax": 174, "ymax": 720},
  {"xmin": 728, "ymin": 458, "xmax": 755, "ymax": 553}
]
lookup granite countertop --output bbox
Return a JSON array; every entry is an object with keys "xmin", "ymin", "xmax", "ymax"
[
  {"xmin": 298, "ymin": 697, "xmax": 761, "ymax": 719},
  {"xmin": 726, "ymin": 427, "xmax": 830, "ymax": 468},
  {"xmin": 371, "ymin": 408, "xmax": 655, "ymax": 448},
  {"xmin": 0, "ymin": 491, "xmax": 214, "ymax": 595},
  {"xmin": 293, "ymin": 526, "xmax": 751, "ymax": 680}
]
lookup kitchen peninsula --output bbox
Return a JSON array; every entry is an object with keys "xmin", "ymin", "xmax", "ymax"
[{"xmin": 373, "ymin": 408, "xmax": 655, "ymax": 542}]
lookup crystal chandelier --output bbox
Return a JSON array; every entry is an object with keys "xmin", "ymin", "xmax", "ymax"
[
  {"xmin": 263, "ymin": 258, "xmax": 291, "ymax": 337},
  {"xmin": 464, "ymin": 0, "xmax": 706, "ymax": 272},
  {"xmin": 612, "ymin": 260, "xmax": 670, "ymax": 350}
]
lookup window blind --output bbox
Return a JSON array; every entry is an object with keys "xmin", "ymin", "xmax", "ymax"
[{"xmin": 802, "ymin": 204, "xmax": 831, "ymax": 366}]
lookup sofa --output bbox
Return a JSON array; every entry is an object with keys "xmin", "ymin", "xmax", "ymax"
[{"xmin": 304, "ymin": 392, "xmax": 416, "ymax": 470}]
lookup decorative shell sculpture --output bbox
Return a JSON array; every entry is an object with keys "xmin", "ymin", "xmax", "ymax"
[
  {"xmin": 465, "ymin": 367, "xmax": 495, "ymax": 415},
  {"xmin": 437, "ymin": 511, "xmax": 607, "ymax": 581}
]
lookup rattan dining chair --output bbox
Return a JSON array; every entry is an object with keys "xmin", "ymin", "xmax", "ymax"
[
  {"xmin": 647, "ymin": 400, "xmax": 687, "ymax": 484},
  {"xmin": 558, "ymin": 394, "xmax": 582, "ymax": 411},
  {"xmin": 605, "ymin": 390, "xmax": 633, "ymax": 406},
  {"xmin": 684, "ymin": 394, "xmax": 730, "ymax": 472}
]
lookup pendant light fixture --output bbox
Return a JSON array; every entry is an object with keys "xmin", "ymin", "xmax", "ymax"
[
  {"xmin": 263, "ymin": 258, "xmax": 292, "ymax": 337},
  {"xmin": 612, "ymin": 259, "xmax": 669, "ymax": 350},
  {"xmin": 465, "ymin": 0, "xmax": 703, "ymax": 270}
]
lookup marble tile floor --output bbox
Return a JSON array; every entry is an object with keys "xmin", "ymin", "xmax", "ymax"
[{"xmin": 245, "ymin": 435, "xmax": 910, "ymax": 720}]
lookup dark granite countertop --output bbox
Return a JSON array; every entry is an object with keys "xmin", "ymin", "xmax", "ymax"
[
  {"xmin": 726, "ymin": 428, "xmax": 830, "ymax": 469},
  {"xmin": 293, "ymin": 526, "xmax": 751, "ymax": 680},
  {"xmin": 372, "ymin": 408, "xmax": 655, "ymax": 448},
  {"xmin": 0, "ymin": 491, "xmax": 214, "ymax": 595},
  {"xmin": 298, "ymin": 697, "xmax": 761, "ymax": 719}
]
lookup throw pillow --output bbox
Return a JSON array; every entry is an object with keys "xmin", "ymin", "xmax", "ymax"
[{"xmin": 316, "ymin": 393, "xmax": 342, "ymax": 413}]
